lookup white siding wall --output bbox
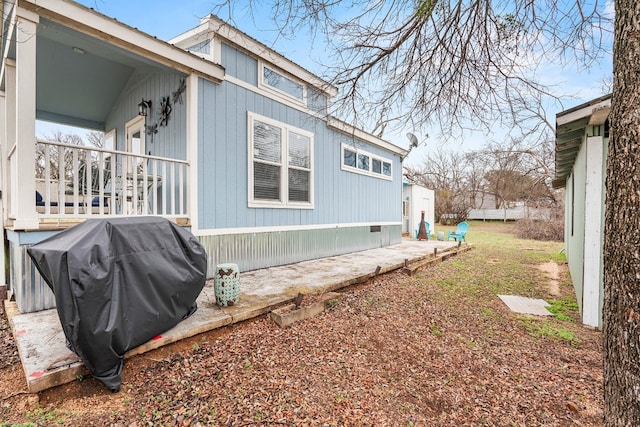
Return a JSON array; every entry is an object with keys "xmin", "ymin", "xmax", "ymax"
[
  {"xmin": 403, "ymin": 184, "xmax": 435, "ymax": 238},
  {"xmin": 583, "ymin": 136, "xmax": 605, "ymax": 328}
]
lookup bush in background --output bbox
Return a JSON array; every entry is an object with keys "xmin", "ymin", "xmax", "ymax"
[{"xmin": 515, "ymin": 218, "xmax": 564, "ymax": 242}]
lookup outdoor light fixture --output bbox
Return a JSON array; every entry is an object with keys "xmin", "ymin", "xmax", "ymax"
[{"xmin": 138, "ymin": 99, "xmax": 152, "ymax": 117}]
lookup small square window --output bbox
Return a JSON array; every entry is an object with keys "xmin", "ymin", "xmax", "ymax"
[
  {"xmin": 358, "ymin": 153, "xmax": 369, "ymax": 171},
  {"xmin": 344, "ymin": 149, "xmax": 356, "ymax": 167},
  {"xmin": 372, "ymin": 159, "xmax": 382, "ymax": 174},
  {"xmin": 382, "ymin": 162, "xmax": 392, "ymax": 176}
]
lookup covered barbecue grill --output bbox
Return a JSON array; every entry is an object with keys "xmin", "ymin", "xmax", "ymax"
[{"xmin": 27, "ymin": 217, "xmax": 207, "ymax": 391}]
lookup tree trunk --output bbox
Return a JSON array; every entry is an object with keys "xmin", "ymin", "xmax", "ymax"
[{"xmin": 604, "ymin": 1, "xmax": 640, "ymax": 424}]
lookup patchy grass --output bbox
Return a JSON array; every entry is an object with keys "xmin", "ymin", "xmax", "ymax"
[
  {"xmin": 25, "ymin": 406, "xmax": 66, "ymax": 425},
  {"xmin": 427, "ymin": 221, "xmax": 566, "ymax": 302},
  {"xmin": 456, "ymin": 221, "xmax": 583, "ymax": 345},
  {"xmin": 518, "ymin": 317, "xmax": 580, "ymax": 344},
  {"xmin": 429, "ymin": 221, "xmax": 585, "ymax": 342},
  {"xmin": 547, "ymin": 297, "xmax": 580, "ymax": 322},
  {"xmin": 0, "ymin": 219, "xmax": 602, "ymax": 426}
]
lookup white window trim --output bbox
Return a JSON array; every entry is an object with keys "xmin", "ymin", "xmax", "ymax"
[
  {"xmin": 180, "ymin": 35, "xmax": 218, "ymax": 62},
  {"xmin": 103, "ymin": 129, "xmax": 116, "ymax": 150},
  {"xmin": 258, "ymin": 62, "xmax": 307, "ymax": 108},
  {"xmin": 248, "ymin": 112, "xmax": 314, "ymax": 209},
  {"xmin": 212, "ymin": 36, "xmax": 222, "ymax": 63},
  {"xmin": 341, "ymin": 143, "xmax": 393, "ymax": 180},
  {"xmin": 227, "ymin": 74, "xmax": 326, "ymax": 121}
]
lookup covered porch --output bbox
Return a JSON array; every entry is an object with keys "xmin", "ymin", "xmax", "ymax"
[
  {"xmin": 1, "ymin": 0, "xmax": 224, "ymax": 231},
  {"xmin": 33, "ymin": 138, "xmax": 188, "ymax": 222},
  {"xmin": 0, "ymin": 0, "xmax": 225, "ymax": 314}
]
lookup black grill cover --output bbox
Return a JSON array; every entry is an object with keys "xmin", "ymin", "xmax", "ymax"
[{"xmin": 27, "ymin": 217, "xmax": 207, "ymax": 392}]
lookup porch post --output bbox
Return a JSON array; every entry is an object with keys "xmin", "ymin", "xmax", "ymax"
[
  {"xmin": 12, "ymin": 9, "xmax": 38, "ymax": 229},
  {"xmin": 186, "ymin": 73, "xmax": 199, "ymax": 231},
  {"xmin": 0, "ymin": 90, "xmax": 6, "ymax": 287},
  {"xmin": 4, "ymin": 60, "xmax": 15, "ymax": 218}
]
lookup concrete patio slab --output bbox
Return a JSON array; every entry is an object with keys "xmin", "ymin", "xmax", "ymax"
[
  {"xmin": 5, "ymin": 238, "xmax": 471, "ymax": 393},
  {"xmin": 498, "ymin": 295, "xmax": 553, "ymax": 316}
]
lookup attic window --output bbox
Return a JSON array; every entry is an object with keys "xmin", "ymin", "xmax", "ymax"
[
  {"xmin": 186, "ymin": 39, "xmax": 211, "ymax": 56},
  {"xmin": 260, "ymin": 64, "xmax": 305, "ymax": 104}
]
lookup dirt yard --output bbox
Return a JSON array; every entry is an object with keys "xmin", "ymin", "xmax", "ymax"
[{"xmin": 0, "ymin": 222, "xmax": 603, "ymax": 426}]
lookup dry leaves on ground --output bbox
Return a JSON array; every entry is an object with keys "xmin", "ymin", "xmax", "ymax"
[{"xmin": 0, "ymin": 239, "xmax": 603, "ymax": 426}]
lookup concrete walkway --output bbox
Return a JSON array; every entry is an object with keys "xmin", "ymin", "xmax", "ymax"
[{"xmin": 5, "ymin": 238, "xmax": 471, "ymax": 393}]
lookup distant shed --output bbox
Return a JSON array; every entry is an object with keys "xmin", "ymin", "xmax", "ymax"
[{"xmin": 402, "ymin": 183, "xmax": 435, "ymax": 238}]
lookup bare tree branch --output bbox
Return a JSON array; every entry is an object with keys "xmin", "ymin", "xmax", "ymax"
[{"xmin": 209, "ymin": 0, "xmax": 611, "ymax": 139}]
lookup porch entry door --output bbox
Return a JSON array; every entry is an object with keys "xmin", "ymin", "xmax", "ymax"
[
  {"xmin": 402, "ymin": 199, "xmax": 410, "ymax": 233},
  {"xmin": 124, "ymin": 116, "xmax": 146, "ymax": 213}
]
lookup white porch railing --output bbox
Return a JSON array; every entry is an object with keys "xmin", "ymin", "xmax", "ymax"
[{"xmin": 31, "ymin": 139, "xmax": 189, "ymax": 220}]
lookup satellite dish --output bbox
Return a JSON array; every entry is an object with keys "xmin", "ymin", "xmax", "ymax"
[{"xmin": 406, "ymin": 133, "xmax": 419, "ymax": 148}]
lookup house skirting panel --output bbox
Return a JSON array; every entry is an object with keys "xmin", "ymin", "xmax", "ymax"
[
  {"xmin": 198, "ymin": 225, "xmax": 402, "ymax": 275},
  {"xmin": 7, "ymin": 225, "xmax": 401, "ymax": 313},
  {"xmin": 7, "ymin": 232, "xmax": 57, "ymax": 314}
]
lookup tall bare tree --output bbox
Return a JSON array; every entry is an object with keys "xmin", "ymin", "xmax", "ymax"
[
  {"xmin": 404, "ymin": 148, "xmax": 473, "ymax": 221},
  {"xmin": 477, "ymin": 138, "xmax": 557, "ymax": 209},
  {"xmin": 603, "ymin": 0, "xmax": 640, "ymax": 424}
]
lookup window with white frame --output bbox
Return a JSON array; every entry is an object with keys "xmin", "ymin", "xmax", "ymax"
[
  {"xmin": 187, "ymin": 39, "xmax": 211, "ymax": 56},
  {"xmin": 341, "ymin": 144, "xmax": 392, "ymax": 180},
  {"xmin": 259, "ymin": 63, "xmax": 306, "ymax": 105},
  {"xmin": 183, "ymin": 38, "xmax": 217, "ymax": 61},
  {"xmin": 249, "ymin": 112, "xmax": 313, "ymax": 208}
]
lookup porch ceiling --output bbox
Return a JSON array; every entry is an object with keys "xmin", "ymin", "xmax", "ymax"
[{"xmin": 23, "ymin": 19, "xmax": 182, "ymax": 130}]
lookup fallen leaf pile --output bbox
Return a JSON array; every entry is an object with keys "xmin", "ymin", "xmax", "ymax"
[{"xmin": 0, "ymin": 231, "xmax": 603, "ymax": 426}]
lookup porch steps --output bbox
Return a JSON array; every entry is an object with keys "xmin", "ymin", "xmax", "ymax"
[{"xmin": 6, "ymin": 239, "xmax": 472, "ymax": 393}]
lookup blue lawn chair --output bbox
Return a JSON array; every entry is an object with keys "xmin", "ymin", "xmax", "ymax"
[{"xmin": 447, "ymin": 221, "xmax": 469, "ymax": 242}]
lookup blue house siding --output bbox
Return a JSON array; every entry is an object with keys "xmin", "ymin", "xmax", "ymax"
[
  {"xmin": 106, "ymin": 70, "xmax": 187, "ymax": 160},
  {"xmin": 221, "ymin": 42, "xmax": 258, "ymax": 86},
  {"xmin": 194, "ymin": 72, "xmax": 402, "ymax": 272},
  {"xmin": 197, "ymin": 77, "xmax": 401, "ymax": 231},
  {"xmin": 308, "ymin": 88, "xmax": 328, "ymax": 116},
  {"xmin": 105, "ymin": 70, "xmax": 189, "ymax": 214}
]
